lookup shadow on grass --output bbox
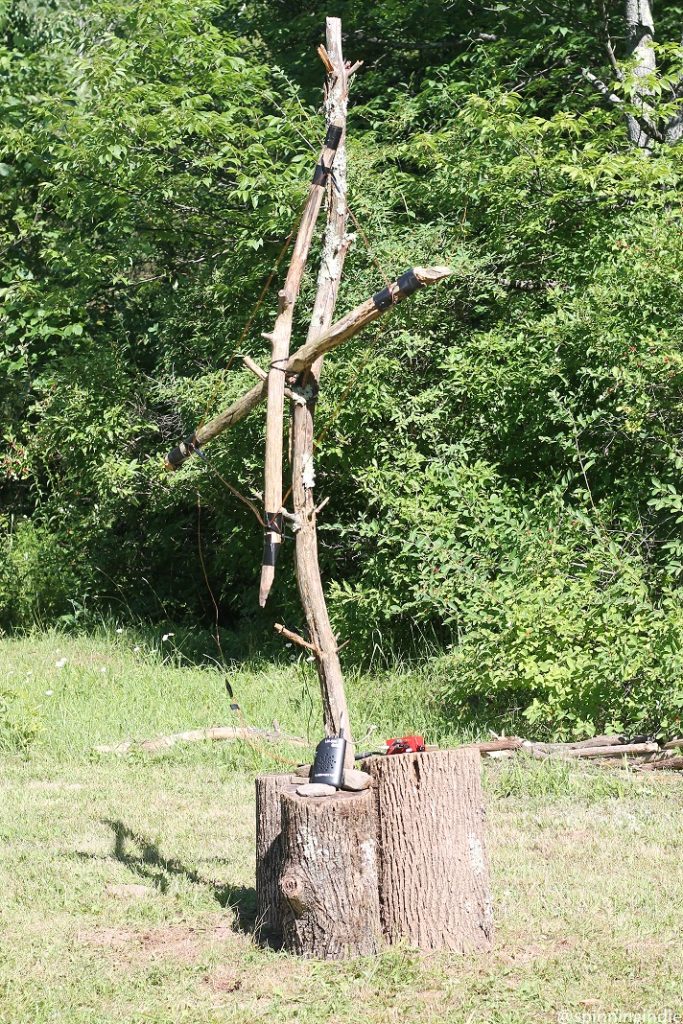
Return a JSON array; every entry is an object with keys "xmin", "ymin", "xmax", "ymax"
[{"xmin": 89, "ymin": 819, "xmax": 258, "ymax": 936}]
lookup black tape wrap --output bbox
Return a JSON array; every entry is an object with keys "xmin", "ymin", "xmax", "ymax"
[
  {"xmin": 324, "ymin": 124, "xmax": 343, "ymax": 150},
  {"xmin": 262, "ymin": 537, "xmax": 280, "ymax": 567},
  {"xmin": 264, "ymin": 511, "xmax": 284, "ymax": 535},
  {"xmin": 166, "ymin": 436, "xmax": 197, "ymax": 469},
  {"xmin": 396, "ymin": 268, "xmax": 422, "ymax": 297},
  {"xmin": 372, "ymin": 285, "xmax": 394, "ymax": 311},
  {"xmin": 312, "ymin": 162, "xmax": 330, "ymax": 187},
  {"xmin": 262, "ymin": 511, "xmax": 284, "ymax": 567}
]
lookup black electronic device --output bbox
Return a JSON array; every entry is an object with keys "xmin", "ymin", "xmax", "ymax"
[{"xmin": 310, "ymin": 725, "xmax": 346, "ymax": 789}]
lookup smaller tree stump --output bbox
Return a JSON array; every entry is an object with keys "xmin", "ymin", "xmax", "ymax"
[
  {"xmin": 279, "ymin": 789, "xmax": 382, "ymax": 959},
  {"xmin": 364, "ymin": 747, "xmax": 494, "ymax": 953},
  {"xmin": 255, "ymin": 773, "xmax": 298, "ymax": 941}
]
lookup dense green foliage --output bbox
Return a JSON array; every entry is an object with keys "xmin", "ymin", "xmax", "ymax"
[{"xmin": 2, "ymin": 0, "xmax": 683, "ymax": 737}]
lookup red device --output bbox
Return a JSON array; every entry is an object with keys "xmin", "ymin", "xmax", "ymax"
[{"xmin": 385, "ymin": 734, "xmax": 425, "ymax": 755}]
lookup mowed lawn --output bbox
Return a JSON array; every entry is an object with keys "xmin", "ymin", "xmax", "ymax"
[{"xmin": 1, "ymin": 633, "xmax": 682, "ymax": 1023}]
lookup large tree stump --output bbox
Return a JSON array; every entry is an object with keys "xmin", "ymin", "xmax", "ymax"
[
  {"xmin": 255, "ymin": 773, "xmax": 298, "ymax": 941},
  {"xmin": 364, "ymin": 748, "xmax": 494, "ymax": 952},
  {"xmin": 279, "ymin": 789, "xmax": 382, "ymax": 959}
]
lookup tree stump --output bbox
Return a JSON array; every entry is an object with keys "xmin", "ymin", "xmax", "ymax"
[
  {"xmin": 364, "ymin": 748, "xmax": 494, "ymax": 952},
  {"xmin": 255, "ymin": 773, "xmax": 298, "ymax": 941},
  {"xmin": 279, "ymin": 789, "xmax": 382, "ymax": 959}
]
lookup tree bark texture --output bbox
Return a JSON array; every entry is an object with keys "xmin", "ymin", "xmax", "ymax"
[
  {"xmin": 625, "ymin": 0, "xmax": 656, "ymax": 148},
  {"xmin": 255, "ymin": 773, "xmax": 298, "ymax": 941},
  {"xmin": 363, "ymin": 748, "xmax": 494, "ymax": 953},
  {"xmin": 279, "ymin": 789, "xmax": 382, "ymax": 959},
  {"xmin": 291, "ymin": 16, "xmax": 354, "ymax": 760}
]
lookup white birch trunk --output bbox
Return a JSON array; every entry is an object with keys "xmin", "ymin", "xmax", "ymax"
[{"xmin": 625, "ymin": 0, "xmax": 656, "ymax": 149}]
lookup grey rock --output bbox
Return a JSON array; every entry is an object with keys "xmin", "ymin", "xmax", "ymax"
[
  {"xmin": 341, "ymin": 768, "xmax": 372, "ymax": 791},
  {"xmin": 296, "ymin": 782, "xmax": 337, "ymax": 798}
]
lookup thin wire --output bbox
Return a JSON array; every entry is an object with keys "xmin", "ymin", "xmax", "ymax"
[
  {"xmin": 196, "ymin": 449, "xmax": 265, "ymax": 528},
  {"xmin": 195, "ymin": 491, "xmax": 302, "ymax": 768},
  {"xmin": 282, "ymin": 313, "xmax": 395, "ymax": 509},
  {"xmin": 196, "ymin": 491, "xmax": 228, "ymax": 669},
  {"xmin": 195, "ymin": 196, "xmax": 307, "ymax": 433},
  {"xmin": 330, "ymin": 168, "xmax": 393, "ymax": 293}
]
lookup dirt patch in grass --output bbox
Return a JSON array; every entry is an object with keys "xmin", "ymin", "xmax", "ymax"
[
  {"xmin": 203, "ymin": 964, "xmax": 243, "ymax": 993},
  {"xmin": 79, "ymin": 915, "xmax": 236, "ymax": 966}
]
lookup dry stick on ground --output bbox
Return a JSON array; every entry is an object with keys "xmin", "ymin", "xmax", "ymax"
[
  {"xmin": 531, "ymin": 741, "xmax": 659, "ymax": 759},
  {"xmin": 95, "ymin": 725, "xmax": 308, "ymax": 755},
  {"xmin": 164, "ymin": 266, "xmax": 452, "ymax": 470},
  {"xmin": 640, "ymin": 755, "xmax": 683, "ymax": 771},
  {"xmin": 289, "ymin": 17, "xmax": 355, "ymax": 761},
  {"xmin": 259, "ymin": 54, "xmax": 345, "ymax": 609}
]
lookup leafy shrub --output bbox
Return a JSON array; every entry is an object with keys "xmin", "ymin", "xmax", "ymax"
[{"xmin": 2, "ymin": 0, "xmax": 683, "ymax": 739}]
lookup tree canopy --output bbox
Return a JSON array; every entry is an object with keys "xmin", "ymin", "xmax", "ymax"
[{"xmin": 2, "ymin": 0, "xmax": 683, "ymax": 738}]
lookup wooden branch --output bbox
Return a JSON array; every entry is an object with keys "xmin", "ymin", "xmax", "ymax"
[
  {"xmin": 274, "ymin": 622, "xmax": 319, "ymax": 654},
  {"xmin": 164, "ymin": 265, "xmax": 452, "ymax": 469},
  {"xmin": 640, "ymin": 755, "xmax": 683, "ymax": 771},
  {"xmin": 317, "ymin": 44, "xmax": 334, "ymax": 73},
  {"xmin": 95, "ymin": 724, "xmax": 308, "ymax": 755},
  {"xmin": 532, "ymin": 741, "xmax": 659, "ymax": 759},
  {"xmin": 475, "ymin": 738, "xmax": 524, "ymax": 754},
  {"xmin": 242, "ymin": 354, "xmax": 267, "ymax": 381},
  {"xmin": 581, "ymin": 66, "xmax": 664, "ymax": 144},
  {"xmin": 527, "ymin": 734, "xmax": 625, "ymax": 754},
  {"xmin": 242, "ymin": 355, "xmax": 306, "ymax": 406},
  {"xmin": 286, "ymin": 265, "xmax": 451, "ymax": 374},
  {"xmin": 290, "ymin": 16, "xmax": 354, "ymax": 762},
  {"xmin": 581, "ymin": 67, "xmax": 622, "ymax": 106},
  {"xmin": 260, "ymin": 53, "xmax": 346, "ymax": 608}
]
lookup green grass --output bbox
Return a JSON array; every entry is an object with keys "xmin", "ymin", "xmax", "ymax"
[{"xmin": 1, "ymin": 631, "xmax": 683, "ymax": 1023}]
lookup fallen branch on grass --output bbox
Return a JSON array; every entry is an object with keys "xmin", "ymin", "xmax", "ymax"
[
  {"xmin": 95, "ymin": 725, "xmax": 308, "ymax": 755},
  {"xmin": 639, "ymin": 756, "xmax": 683, "ymax": 772},
  {"xmin": 531, "ymin": 741, "xmax": 659, "ymax": 759},
  {"xmin": 473, "ymin": 734, "xmax": 662, "ymax": 763}
]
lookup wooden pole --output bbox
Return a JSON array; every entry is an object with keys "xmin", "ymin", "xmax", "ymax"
[
  {"xmin": 259, "ymin": 53, "xmax": 346, "ymax": 608},
  {"xmin": 164, "ymin": 266, "xmax": 451, "ymax": 470},
  {"xmin": 288, "ymin": 16, "xmax": 354, "ymax": 761}
]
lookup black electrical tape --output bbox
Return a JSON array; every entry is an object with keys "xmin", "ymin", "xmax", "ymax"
[
  {"xmin": 312, "ymin": 162, "xmax": 330, "ymax": 186},
  {"xmin": 324, "ymin": 124, "xmax": 343, "ymax": 150},
  {"xmin": 262, "ymin": 536, "xmax": 281, "ymax": 567},
  {"xmin": 264, "ymin": 511, "xmax": 284, "ymax": 535},
  {"xmin": 165, "ymin": 436, "xmax": 196, "ymax": 469},
  {"xmin": 396, "ymin": 268, "xmax": 421, "ymax": 297},
  {"xmin": 165, "ymin": 445, "xmax": 186, "ymax": 469},
  {"xmin": 372, "ymin": 285, "xmax": 394, "ymax": 311}
]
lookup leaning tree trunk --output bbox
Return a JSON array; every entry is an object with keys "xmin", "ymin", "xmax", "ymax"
[
  {"xmin": 625, "ymin": 0, "xmax": 656, "ymax": 149},
  {"xmin": 364, "ymin": 748, "xmax": 494, "ymax": 952},
  {"xmin": 279, "ymin": 789, "xmax": 382, "ymax": 959}
]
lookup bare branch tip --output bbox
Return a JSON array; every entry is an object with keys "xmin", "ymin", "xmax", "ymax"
[
  {"xmin": 414, "ymin": 265, "xmax": 454, "ymax": 283},
  {"xmin": 317, "ymin": 45, "xmax": 334, "ymax": 73}
]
